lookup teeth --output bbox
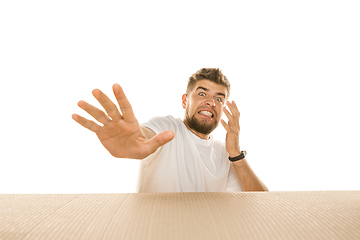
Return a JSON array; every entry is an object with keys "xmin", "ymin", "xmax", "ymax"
[{"xmin": 199, "ymin": 111, "xmax": 213, "ymax": 117}]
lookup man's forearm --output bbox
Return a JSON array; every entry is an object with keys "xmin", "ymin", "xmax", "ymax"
[{"xmin": 232, "ymin": 159, "xmax": 268, "ymax": 191}]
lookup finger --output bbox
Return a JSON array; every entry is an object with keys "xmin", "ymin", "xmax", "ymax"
[
  {"xmin": 226, "ymin": 101, "xmax": 240, "ymax": 118},
  {"xmin": 231, "ymin": 101, "xmax": 240, "ymax": 115},
  {"xmin": 92, "ymin": 89, "xmax": 122, "ymax": 121},
  {"xmin": 223, "ymin": 107, "xmax": 240, "ymax": 132},
  {"xmin": 230, "ymin": 101, "xmax": 241, "ymax": 131},
  {"xmin": 147, "ymin": 130, "xmax": 175, "ymax": 154},
  {"xmin": 78, "ymin": 100, "xmax": 111, "ymax": 125},
  {"xmin": 223, "ymin": 103, "xmax": 240, "ymax": 131},
  {"xmin": 223, "ymin": 107, "xmax": 236, "ymax": 125},
  {"xmin": 221, "ymin": 119, "xmax": 233, "ymax": 133},
  {"xmin": 113, "ymin": 84, "xmax": 136, "ymax": 123},
  {"xmin": 72, "ymin": 114, "xmax": 101, "ymax": 133}
]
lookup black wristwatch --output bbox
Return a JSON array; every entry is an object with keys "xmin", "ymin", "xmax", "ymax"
[{"xmin": 228, "ymin": 151, "xmax": 247, "ymax": 162}]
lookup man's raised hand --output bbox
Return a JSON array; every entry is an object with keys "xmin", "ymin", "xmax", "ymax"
[{"xmin": 72, "ymin": 84, "xmax": 175, "ymax": 159}]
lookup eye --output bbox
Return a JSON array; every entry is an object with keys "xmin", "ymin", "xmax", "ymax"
[
  {"xmin": 199, "ymin": 92, "xmax": 206, "ymax": 97},
  {"xmin": 215, "ymin": 97, "xmax": 223, "ymax": 103}
]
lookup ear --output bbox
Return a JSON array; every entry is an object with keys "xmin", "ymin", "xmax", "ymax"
[{"xmin": 181, "ymin": 94, "xmax": 187, "ymax": 109}]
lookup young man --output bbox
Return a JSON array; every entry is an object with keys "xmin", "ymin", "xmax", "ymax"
[{"xmin": 72, "ymin": 68, "xmax": 268, "ymax": 192}]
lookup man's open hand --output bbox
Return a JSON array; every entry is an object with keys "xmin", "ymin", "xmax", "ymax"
[
  {"xmin": 72, "ymin": 84, "xmax": 175, "ymax": 159},
  {"xmin": 221, "ymin": 101, "xmax": 241, "ymax": 158}
]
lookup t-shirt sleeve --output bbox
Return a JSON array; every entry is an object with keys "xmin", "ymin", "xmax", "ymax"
[
  {"xmin": 141, "ymin": 116, "xmax": 175, "ymax": 135},
  {"xmin": 226, "ymin": 162, "xmax": 243, "ymax": 192}
]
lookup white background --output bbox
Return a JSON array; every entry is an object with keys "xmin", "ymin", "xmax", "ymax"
[{"xmin": 1, "ymin": 0, "xmax": 359, "ymax": 193}]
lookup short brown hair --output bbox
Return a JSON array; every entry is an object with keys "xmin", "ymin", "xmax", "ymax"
[{"xmin": 186, "ymin": 68, "xmax": 231, "ymax": 98}]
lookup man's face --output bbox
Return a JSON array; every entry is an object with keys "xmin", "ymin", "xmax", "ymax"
[{"xmin": 182, "ymin": 79, "xmax": 227, "ymax": 136}]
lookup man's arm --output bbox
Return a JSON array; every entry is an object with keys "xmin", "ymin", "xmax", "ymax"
[
  {"xmin": 72, "ymin": 84, "xmax": 174, "ymax": 159},
  {"xmin": 232, "ymin": 159, "xmax": 268, "ymax": 191},
  {"xmin": 222, "ymin": 101, "xmax": 268, "ymax": 191}
]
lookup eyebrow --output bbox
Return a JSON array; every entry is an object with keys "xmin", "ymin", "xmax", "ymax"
[{"xmin": 196, "ymin": 86, "xmax": 226, "ymax": 98}]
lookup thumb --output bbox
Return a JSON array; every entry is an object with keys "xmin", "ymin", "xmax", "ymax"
[{"xmin": 147, "ymin": 130, "xmax": 175, "ymax": 153}]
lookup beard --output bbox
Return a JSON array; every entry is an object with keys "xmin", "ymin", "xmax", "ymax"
[{"xmin": 184, "ymin": 108, "xmax": 219, "ymax": 135}]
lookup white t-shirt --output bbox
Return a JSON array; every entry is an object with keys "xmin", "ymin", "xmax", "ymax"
[{"xmin": 136, "ymin": 115, "xmax": 242, "ymax": 193}]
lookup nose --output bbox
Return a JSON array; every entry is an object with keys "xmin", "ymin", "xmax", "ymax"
[{"xmin": 205, "ymin": 98, "xmax": 216, "ymax": 107}]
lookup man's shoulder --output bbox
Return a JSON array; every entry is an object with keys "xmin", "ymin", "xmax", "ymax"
[
  {"xmin": 148, "ymin": 115, "xmax": 176, "ymax": 121},
  {"xmin": 145, "ymin": 115, "xmax": 181, "ymax": 125},
  {"xmin": 142, "ymin": 115, "xmax": 183, "ymax": 133}
]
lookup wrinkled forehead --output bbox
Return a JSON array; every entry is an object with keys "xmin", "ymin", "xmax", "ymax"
[{"xmin": 192, "ymin": 80, "xmax": 228, "ymax": 98}]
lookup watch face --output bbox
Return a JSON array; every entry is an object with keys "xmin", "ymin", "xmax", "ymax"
[{"xmin": 243, "ymin": 151, "xmax": 247, "ymax": 157}]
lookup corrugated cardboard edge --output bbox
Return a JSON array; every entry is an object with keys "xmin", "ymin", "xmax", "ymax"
[{"xmin": 1, "ymin": 191, "xmax": 360, "ymax": 240}]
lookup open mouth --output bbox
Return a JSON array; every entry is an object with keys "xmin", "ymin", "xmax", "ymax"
[{"xmin": 198, "ymin": 110, "xmax": 214, "ymax": 118}]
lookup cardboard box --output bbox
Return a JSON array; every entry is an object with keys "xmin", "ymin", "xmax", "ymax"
[{"xmin": 1, "ymin": 191, "xmax": 359, "ymax": 239}]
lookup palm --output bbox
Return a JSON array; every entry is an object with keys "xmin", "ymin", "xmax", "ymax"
[
  {"xmin": 96, "ymin": 120, "xmax": 140, "ymax": 157},
  {"xmin": 72, "ymin": 84, "xmax": 174, "ymax": 159}
]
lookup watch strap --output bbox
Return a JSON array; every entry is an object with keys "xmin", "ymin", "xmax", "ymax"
[{"xmin": 228, "ymin": 151, "xmax": 247, "ymax": 162}]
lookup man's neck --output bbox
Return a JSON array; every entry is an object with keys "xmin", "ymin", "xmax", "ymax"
[{"xmin": 182, "ymin": 120, "xmax": 211, "ymax": 140}]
